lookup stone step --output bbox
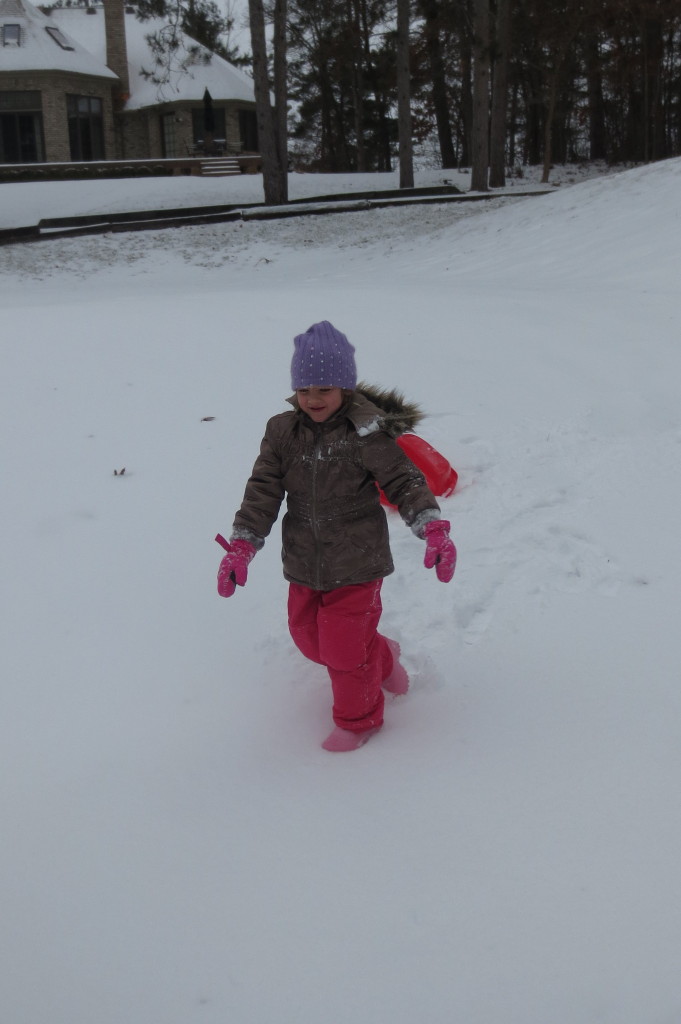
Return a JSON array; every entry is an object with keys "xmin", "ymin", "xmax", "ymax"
[{"xmin": 200, "ymin": 157, "xmax": 241, "ymax": 177}]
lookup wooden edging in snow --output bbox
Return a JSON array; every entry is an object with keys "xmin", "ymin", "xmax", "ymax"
[{"xmin": 0, "ymin": 186, "xmax": 555, "ymax": 246}]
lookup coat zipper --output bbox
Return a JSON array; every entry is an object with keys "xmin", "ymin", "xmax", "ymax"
[{"xmin": 311, "ymin": 427, "xmax": 323, "ymax": 590}]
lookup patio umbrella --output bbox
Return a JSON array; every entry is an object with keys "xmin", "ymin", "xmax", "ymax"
[{"xmin": 203, "ymin": 88, "xmax": 215, "ymax": 134}]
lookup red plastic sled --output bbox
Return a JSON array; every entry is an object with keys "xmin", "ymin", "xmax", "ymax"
[{"xmin": 380, "ymin": 434, "xmax": 458, "ymax": 508}]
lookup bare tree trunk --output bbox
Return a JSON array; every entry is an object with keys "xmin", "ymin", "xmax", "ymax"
[
  {"xmin": 585, "ymin": 29, "xmax": 606, "ymax": 161},
  {"xmin": 422, "ymin": 0, "xmax": 456, "ymax": 168},
  {"xmin": 643, "ymin": 13, "xmax": 665, "ymax": 161},
  {"xmin": 508, "ymin": 77, "xmax": 518, "ymax": 166},
  {"xmin": 470, "ymin": 0, "xmax": 490, "ymax": 191},
  {"xmin": 538, "ymin": 4, "xmax": 584, "ymax": 183},
  {"xmin": 248, "ymin": 0, "xmax": 287, "ymax": 205},
  {"xmin": 460, "ymin": 32, "xmax": 473, "ymax": 166},
  {"xmin": 360, "ymin": 0, "xmax": 390, "ymax": 170},
  {"xmin": 541, "ymin": 29, "xmax": 580, "ymax": 183},
  {"xmin": 350, "ymin": 0, "xmax": 367, "ymax": 171},
  {"xmin": 541, "ymin": 70, "xmax": 559, "ymax": 183},
  {"xmin": 489, "ymin": 0, "xmax": 510, "ymax": 187},
  {"xmin": 396, "ymin": 0, "xmax": 414, "ymax": 188},
  {"xmin": 273, "ymin": 0, "xmax": 288, "ymax": 195}
]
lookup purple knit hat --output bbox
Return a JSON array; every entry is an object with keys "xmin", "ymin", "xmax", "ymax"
[{"xmin": 290, "ymin": 321, "xmax": 357, "ymax": 390}]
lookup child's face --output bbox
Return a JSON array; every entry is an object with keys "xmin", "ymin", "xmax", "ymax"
[{"xmin": 296, "ymin": 386, "xmax": 344, "ymax": 423}]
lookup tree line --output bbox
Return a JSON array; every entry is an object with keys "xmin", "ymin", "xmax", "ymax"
[
  {"xmin": 283, "ymin": 0, "xmax": 680, "ymax": 177},
  {"xmin": 132, "ymin": 0, "xmax": 681, "ymax": 202}
]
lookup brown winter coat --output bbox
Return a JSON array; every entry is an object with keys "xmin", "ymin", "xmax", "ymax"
[{"xmin": 232, "ymin": 387, "xmax": 440, "ymax": 591}]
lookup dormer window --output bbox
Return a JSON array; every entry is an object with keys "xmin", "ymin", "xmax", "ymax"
[
  {"xmin": 45, "ymin": 25, "xmax": 74, "ymax": 50},
  {"xmin": 2, "ymin": 23, "xmax": 21, "ymax": 45}
]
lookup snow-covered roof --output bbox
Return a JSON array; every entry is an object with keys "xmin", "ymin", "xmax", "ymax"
[
  {"xmin": 49, "ymin": 5, "xmax": 256, "ymax": 110},
  {"xmin": 0, "ymin": 0, "xmax": 116, "ymax": 78}
]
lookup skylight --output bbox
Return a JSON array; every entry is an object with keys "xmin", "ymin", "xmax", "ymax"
[
  {"xmin": 2, "ymin": 23, "xmax": 21, "ymax": 45},
  {"xmin": 45, "ymin": 25, "xmax": 74, "ymax": 50}
]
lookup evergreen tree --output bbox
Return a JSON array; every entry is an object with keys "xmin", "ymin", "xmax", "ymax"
[{"xmin": 135, "ymin": 0, "xmax": 247, "ymax": 88}]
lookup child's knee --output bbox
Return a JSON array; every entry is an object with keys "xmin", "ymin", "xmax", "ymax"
[
  {"xmin": 319, "ymin": 615, "xmax": 371, "ymax": 671},
  {"xmin": 289, "ymin": 623, "xmax": 323, "ymax": 664}
]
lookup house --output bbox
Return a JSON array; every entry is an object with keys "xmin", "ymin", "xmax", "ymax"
[{"xmin": 0, "ymin": 0, "xmax": 258, "ymax": 164}]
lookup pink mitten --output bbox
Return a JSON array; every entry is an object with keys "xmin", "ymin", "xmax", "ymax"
[
  {"xmin": 423, "ymin": 520, "xmax": 457, "ymax": 583},
  {"xmin": 216, "ymin": 535, "xmax": 256, "ymax": 597}
]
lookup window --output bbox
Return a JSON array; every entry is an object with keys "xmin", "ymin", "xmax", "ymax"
[
  {"xmin": 0, "ymin": 90, "xmax": 40, "ymax": 112},
  {"xmin": 67, "ymin": 95, "xmax": 104, "ymax": 161},
  {"xmin": 0, "ymin": 91, "xmax": 44, "ymax": 162},
  {"xmin": 45, "ymin": 25, "xmax": 74, "ymax": 50},
  {"xmin": 160, "ymin": 112, "xmax": 178, "ymax": 158},
  {"xmin": 239, "ymin": 110, "xmax": 258, "ymax": 152},
  {"xmin": 2, "ymin": 23, "xmax": 21, "ymax": 45}
]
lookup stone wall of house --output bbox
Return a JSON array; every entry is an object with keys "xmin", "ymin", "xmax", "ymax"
[
  {"xmin": 1, "ymin": 69, "xmax": 258, "ymax": 163},
  {"xmin": 119, "ymin": 108, "xmax": 152, "ymax": 159},
  {"xmin": 121, "ymin": 105, "xmax": 191, "ymax": 159},
  {"xmin": 123, "ymin": 102, "xmax": 253, "ymax": 159},
  {"xmin": 0, "ymin": 70, "xmax": 115, "ymax": 162}
]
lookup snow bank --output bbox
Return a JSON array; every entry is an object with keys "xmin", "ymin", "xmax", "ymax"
[{"xmin": 1, "ymin": 158, "xmax": 680, "ymax": 1024}]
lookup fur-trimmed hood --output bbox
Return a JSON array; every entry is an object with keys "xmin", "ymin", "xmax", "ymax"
[
  {"xmin": 287, "ymin": 382, "xmax": 425, "ymax": 438},
  {"xmin": 354, "ymin": 382, "xmax": 424, "ymax": 437}
]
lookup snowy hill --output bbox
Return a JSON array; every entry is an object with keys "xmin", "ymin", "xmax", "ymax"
[{"xmin": 1, "ymin": 159, "xmax": 681, "ymax": 1024}]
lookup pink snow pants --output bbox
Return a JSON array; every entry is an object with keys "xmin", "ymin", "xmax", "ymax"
[{"xmin": 288, "ymin": 579, "xmax": 393, "ymax": 733}]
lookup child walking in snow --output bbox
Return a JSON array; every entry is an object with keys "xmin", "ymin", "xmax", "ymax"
[{"xmin": 216, "ymin": 321, "xmax": 456, "ymax": 752}]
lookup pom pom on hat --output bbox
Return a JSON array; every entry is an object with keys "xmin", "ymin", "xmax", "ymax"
[{"xmin": 291, "ymin": 321, "xmax": 357, "ymax": 390}]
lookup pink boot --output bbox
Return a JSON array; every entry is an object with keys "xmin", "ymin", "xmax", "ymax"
[
  {"xmin": 322, "ymin": 726, "xmax": 381, "ymax": 752},
  {"xmin": 382, "ymin": 638, "xmax": 409, "ymax": 695}
]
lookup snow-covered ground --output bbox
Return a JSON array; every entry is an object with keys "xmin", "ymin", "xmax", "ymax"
[
  {"xmin": 1, "ymin": 158, "xmax": 680, "ymax": 1024},
  {"xmin": 0, "ymin": 160, "xmax": 616, "ymax": 230}
]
